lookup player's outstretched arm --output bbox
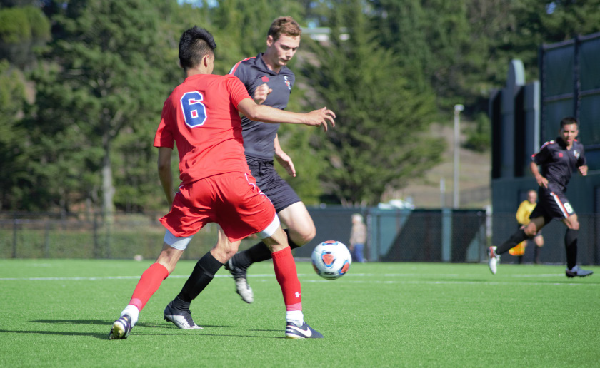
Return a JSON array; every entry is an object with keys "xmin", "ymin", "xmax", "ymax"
[{"xmin": 237, "ymin": 98, "xmax": 336, "ymax": 131}]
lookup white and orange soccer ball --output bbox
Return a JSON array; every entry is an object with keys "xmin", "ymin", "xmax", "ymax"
[{"xmin": 311, "ymin": 240, "xmax": 351, "ymax": 280}]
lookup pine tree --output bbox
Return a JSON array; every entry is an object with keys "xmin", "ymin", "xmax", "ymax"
[
  {"xmin": 24, "ymin": 0, "xmax": 173, "ymax": 214},
  {"xmin": 302, "ymin": 0, "xmax": 444, "ymax": 205},
  {"xmin": 0, "ymin": 60, "xmax": 28, "ymax": 209}
]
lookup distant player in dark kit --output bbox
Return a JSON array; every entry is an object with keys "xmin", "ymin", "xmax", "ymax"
[
  {"xmin": 108, "ymin": 26, "xmax": 335, "ymax": 340},
  {"xmin": 488, "ymin": 117, "xmax": 592, "ymax": 277}
]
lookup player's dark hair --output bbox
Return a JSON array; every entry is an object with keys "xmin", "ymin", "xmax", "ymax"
[
  {"xmin": 179, "ymin": 26, "xmax": 217, "ymax": 70},
  {"xmin": 560, "ymin": 116, "xmax": 578, "ymax": 129},
  {"xmin": 267, "ymin": 16, "xmax": 301, "ymax": 41}
]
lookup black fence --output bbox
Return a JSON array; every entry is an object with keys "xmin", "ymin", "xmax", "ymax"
[
  {"xmin": 1, "ymin": 208, "xmax": 599, "ymax": 265},
  {"xmin": 0, "ymin": 211, "xmax": 222, "ymax": 261}
]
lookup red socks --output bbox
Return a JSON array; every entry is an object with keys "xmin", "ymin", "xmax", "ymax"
[
  {"xmin": 129, "ymin": 263, "xmax": 170, "ymax": 311},
  {"xmin": 272, "ymin": 247, "xmax": 302, "ymax": 311}
]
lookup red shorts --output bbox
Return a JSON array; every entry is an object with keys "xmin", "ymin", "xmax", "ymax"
[{"xmin": 160, "ymin": 172, "xmax": 276, "ymax": 242}]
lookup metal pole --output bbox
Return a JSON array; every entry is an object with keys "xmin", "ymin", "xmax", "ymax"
[
  {"xmin": 440, "ymin": 178, "xmax": 445, "ymax": 208},
  {"xmin": 12, "ymin": 214, "xmax": 17, "ymax": 258},
  {"xmin": 453, "ymin": 104, "xmax": 464, "ymax": 209}
]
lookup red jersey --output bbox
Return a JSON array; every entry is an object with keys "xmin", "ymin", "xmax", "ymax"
[{"xmin": 154, "ymin": 74, "xmax": 251, "ymax": 184}]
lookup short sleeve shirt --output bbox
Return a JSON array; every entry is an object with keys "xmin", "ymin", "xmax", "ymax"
[
  {"xmin": 532, "ymin": 138, "xmax": 586, "ymax": 193},
  {"xmin": 229, "ymin": 54, "xmax": 295, "ymax": 160},
  {"xmin": 154, "ymin": 74, "xmax": 251, "ymax": 184}
]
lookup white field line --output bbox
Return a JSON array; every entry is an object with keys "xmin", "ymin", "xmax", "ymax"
[{"xmin": 0, "ymin": 273, "xmax": 594, "ymax": 286}]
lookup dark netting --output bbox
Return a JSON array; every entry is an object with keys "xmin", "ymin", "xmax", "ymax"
[{"xmin": 2, "ymin": 209, "xmax": 599, "ymax": 265}]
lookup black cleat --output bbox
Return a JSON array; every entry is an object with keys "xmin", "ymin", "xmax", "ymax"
[
  {"xmin": 285, "ymin": 321, "xmax": 324, "ymax": 339},
  {"xmin": 164, "ymin": 300, "xmax": 202, "ymax": 329},
  {"xmin": 566, "ymin": 266, "xmax": 593, "ymax": 278}
]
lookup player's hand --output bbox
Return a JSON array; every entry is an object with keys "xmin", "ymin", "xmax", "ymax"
[
  {"xmin": 253, "ymin": 83, "xmax": 272, "ymax": 105},
  {"xmin": 304, "ymin": 107, "xmax": 336, "ymax": 132},
  {"xmin": 579, "ymin": 165, "xmax": 588, "ymax": 176},
  {"xmin": 536, "ymin": 175, "xmax": 548, "ymax": 189},
  {"xmin": 275, "ymin": 151, "xmax": 296, "ymax": 177}
]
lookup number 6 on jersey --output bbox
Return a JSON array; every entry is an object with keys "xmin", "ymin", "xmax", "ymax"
[{"xmin": 181, "ymin": 91, "xmax": 207, "ymax": 128}]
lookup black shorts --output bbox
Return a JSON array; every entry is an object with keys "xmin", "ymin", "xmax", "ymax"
[
  {"xmin": 246, "ymin": 156, "xmax": 301, "ymax": 213},
  {"xmin": 529, "ymin": 189, "xmax": 575, "ymax": 224}
]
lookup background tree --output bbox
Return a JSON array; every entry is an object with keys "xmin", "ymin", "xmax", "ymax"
[
  {"xmin": 302, "ymin": 0, "xmax": 444, "ymax": 206},
  {"xmin": 24, "ymin": 0, "xmax": 173, "ymax": 215},
  {"xmin": 0, "ymin": 4, "xmax": 50, "ymax": 70},
  {"xmin": 0, "ymin": 60, "xmax": 28, "ymax": 209},
  {"xmin": 497, "ymin": 0, "xmax": 600, "ymax": 81},
  {"xmin": 6, "ymin": 0, "xmax": 599, "ymax": 211}
]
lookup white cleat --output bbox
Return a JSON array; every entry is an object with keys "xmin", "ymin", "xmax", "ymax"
[
  {"xmin": 488, "ymin": 246, "xmax": 498, "ymax": 275},
  {"xmin": 234, "ymin": 278, "xmax": 254, "ymax": 304},
  {"xmin": 225, "ymin": 259, "xmax": 254, "ymax": 303}
]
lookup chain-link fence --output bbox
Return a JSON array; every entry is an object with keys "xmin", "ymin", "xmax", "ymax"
[
  {"xmin": 0, "ymin": 211, "xmax": 223, "ymax": 260},
  {"xmin": 2, "ymin": 208, "xmax": 599, "ymax": 265}
]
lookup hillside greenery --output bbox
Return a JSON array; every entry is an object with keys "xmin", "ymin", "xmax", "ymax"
[{"xmin": 1, "ymin": 0, "xmax": 599, "ymax": 212}]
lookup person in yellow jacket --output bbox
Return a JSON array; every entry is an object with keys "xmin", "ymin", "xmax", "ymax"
[{"xmin": 511, "ymin": 190, "xmax": 544, "ymax": 264}]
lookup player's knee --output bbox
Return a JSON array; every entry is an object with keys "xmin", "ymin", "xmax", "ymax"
[
  {"xmin": 210, "ymin": 238, "xmax": 240, "ymax": 263},
  {"xmin": 157, "ymin": 258, "xmax": 177, "ymax": 274},
  {"xmin": 524, "ymin": 224, "xmax": 537, "ymax": 237},
  {"xmin": 291, "ymin": 226, "xmax": 316, "ymax": 246},
  {"xmin": 302, "ymin": 225, "xmax": 317, "ymax": 244}
]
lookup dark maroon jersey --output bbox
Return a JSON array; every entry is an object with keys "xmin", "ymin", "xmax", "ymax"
[
  {"xmin": 532, "ymin": 137, "xmax": 586, "ymax": 193},
  {"xmin": 229, "ymin": 53, "xmax": 295, "ymax": 160}
]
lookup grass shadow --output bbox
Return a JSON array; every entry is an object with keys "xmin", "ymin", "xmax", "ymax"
[{"xmin": 19, "ymin": 319, "xmax": 280, "ymax": 340}]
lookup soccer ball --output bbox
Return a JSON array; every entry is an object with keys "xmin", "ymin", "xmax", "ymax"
[{"xmin": 311, "ymin": 240, "xmax": 351, "ymax": 280}]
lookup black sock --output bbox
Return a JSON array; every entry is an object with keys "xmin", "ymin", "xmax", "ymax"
[
  {"xmin": 231, "ymin": 241, "xmax": 271, "ymax": 269},
  {"xmin": 284, "ymin": 228, "xmax": 302, "ymax": 250},
  {"xmin": 496, "ymin": 229, "xmax": 530, "ymax": 255},
  {"xmin": 565, "ymin": 229, "xmax": 578, "ymax": 270},
  {"xmin": 231, "ymin": 228, "xmax": 302, "ymax": 268},
  {"xmin": 177, "ymin": 252, "xmax": 223, "ymax": 303},
  {"xmin": 534, "ymin": 245, "xmax": 541, "ymax": 264}
]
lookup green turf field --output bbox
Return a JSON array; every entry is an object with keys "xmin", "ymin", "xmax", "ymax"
[{"xmin": 0, "ymin": 260, "xmax": 598, "ymax": 367}]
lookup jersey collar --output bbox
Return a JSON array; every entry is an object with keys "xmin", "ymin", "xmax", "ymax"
[{"xmin": 255, "ymin": 53, "xmax": 288, "ymax": 76}]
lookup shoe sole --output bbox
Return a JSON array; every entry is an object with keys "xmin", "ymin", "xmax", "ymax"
[
  {"xmin": 566, "ymin": 272, "xmax": 594, "ymax": 278},
  {"xmin": 285, "ymin": 325, "xmax": 324, "ymax": 339},
  {"xmin": 285, "ymin": 332, "xmax": 314, "ymax": 339},
  {"xmin": 285, "ymin": 333, "xmax": 324, "ymax": 339},
  {"xmin": 164, "ymin": 313, "xmax": 203, "ymax": 329}
]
